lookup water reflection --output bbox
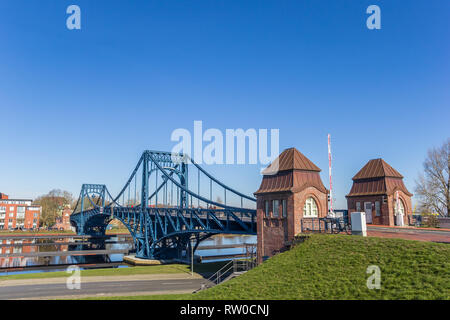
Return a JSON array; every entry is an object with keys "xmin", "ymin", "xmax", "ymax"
[
  {"xmin": 197, "ymin": 235, "xmax": 256, "ymax": 261},
  {"xmin": 0, "ymin": 236, "xmax": 133, "ymax": 269},
  {"xmin": 0, "ymin": 234, "xmax": 256, "ymax": 271}
]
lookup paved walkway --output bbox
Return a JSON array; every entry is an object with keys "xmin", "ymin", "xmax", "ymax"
[
  {"xmin": 367, "ymin": 225, "xmax": 450, "ymax": 243},
  {"xmin": 0, "ymin": 272, "xmax": 203, "ymax": 287},
  {"xmin": 0, "ymin": 273, "xmax": 205, "ymax": 299}
]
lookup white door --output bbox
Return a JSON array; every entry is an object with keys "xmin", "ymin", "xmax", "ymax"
[
  {"xmin": 395, "ymin": 199, "xmax": 405, "ymax": 226},
  {"xmin": 364, "ymin": 202, "xmax": 373, "ymax": 224}
]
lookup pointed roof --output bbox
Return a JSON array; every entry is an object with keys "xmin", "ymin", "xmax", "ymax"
[
  {"xmin": 254, "ymin": 170, "xmax": 328, "ymax": 195},
  {"xmin": 352, "ymin": 158, "xmax": 403, "ymax": 180},
  {"xmin": 262, "ymin": 148, "xmax": 321, "ymax": 175}
]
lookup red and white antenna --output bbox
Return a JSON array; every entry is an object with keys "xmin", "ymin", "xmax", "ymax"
[{"xmin": 328, "ymin": 134, "xmax": 334, "ymax": 215}]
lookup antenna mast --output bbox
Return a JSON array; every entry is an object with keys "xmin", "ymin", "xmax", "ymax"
[{"xmin": 328, "ymin": 134, "xmax": 334, "ymax": 216}]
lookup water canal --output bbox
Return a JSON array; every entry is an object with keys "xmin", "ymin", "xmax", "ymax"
[{"xmin": 0, "ymin": 234, "xmax": 256, "ymax": 276}]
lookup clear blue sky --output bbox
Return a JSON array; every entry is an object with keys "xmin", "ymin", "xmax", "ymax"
[{"xmin": 0, "ymin": 1, "xmax": 448, "ymax": 209}]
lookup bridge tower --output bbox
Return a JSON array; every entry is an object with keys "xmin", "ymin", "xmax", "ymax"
[{"xmin": 78, "ymin": 184, "xmax": 107, "ymax": 235}]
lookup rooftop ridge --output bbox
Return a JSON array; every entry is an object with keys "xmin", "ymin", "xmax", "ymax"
[
  {"xmin": 352, "ymin": 158, "xmax": 403, "ymax": 180},
  {"xmin": 262, "ymin": 147, "xmax": 321, "ymax": 175}
]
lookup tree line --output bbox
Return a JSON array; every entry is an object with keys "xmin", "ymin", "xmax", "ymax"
[
  {"xmin": 415, "ymin": 138, "xmax": 449, "ymax": 217},
  {"xmin": 32, "ymin": 189, "xmax": 75, "ymax": 228}
]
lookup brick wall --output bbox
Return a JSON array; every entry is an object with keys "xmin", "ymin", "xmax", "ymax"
[
  {"xmin": 257, "ymin": 187, "xmax": 328, "ymax": 262},
  {"xmin": 347, "ymin": 191, "xmax": 412, "ymax": 226}
]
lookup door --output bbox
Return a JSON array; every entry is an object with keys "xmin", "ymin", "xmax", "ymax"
[
  {"xmin": 395, "ymin": 198, "xmax": 405, "ymax": 226},
  {"xmin": 364, "ymin": 202, "xmax": 373, "ymax": 224}
]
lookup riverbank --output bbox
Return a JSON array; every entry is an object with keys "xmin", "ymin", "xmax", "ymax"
[
  {"xmin": 82, "ymin": 234, "xmax": 450, "ymax": 300},
  {"xmin": 0, "ymin": 230, "xmax": 76, "ymax": 236},
  {"xmin": 0, "ymin": 261, "xmax": 227, "ymax": 281},
  {"xmin": 0, "ymin": 229, "xmax": 130, "ymax": 237}
]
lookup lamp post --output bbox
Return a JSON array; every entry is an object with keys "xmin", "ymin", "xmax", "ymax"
[{"xmin": 191, "ymin": 237, "xmax": 194, "ymax": 277}]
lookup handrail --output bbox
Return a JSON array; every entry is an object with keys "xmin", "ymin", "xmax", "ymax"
[
  {"xmin": 206, "ymin": 260, "xmax": 234, "ymax": 284},
  {"xmin": 196, "ymin": 258, "xmax": 257, "ymax": 292}
]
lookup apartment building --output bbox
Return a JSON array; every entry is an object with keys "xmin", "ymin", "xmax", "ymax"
[{"xmin": 0, "ymin": 193, "xmax": 41, "ymax": 230}]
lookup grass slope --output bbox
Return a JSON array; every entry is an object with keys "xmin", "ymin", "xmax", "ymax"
[
  {"xmin": 93, "ymin": 234, "xmax": 450, "ymax": 300},
  {"xmin": 195, "ymin": 234, "xmax": 450, "ymax": 300}
]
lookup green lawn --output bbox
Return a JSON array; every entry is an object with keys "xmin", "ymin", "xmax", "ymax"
[
  {"xmin": 89, "ymin": 234, "xmax": 450, "ymax": 300},
  {"xmin": 0, "ymin": 261, "xmax": 228, "ymax": 281}
]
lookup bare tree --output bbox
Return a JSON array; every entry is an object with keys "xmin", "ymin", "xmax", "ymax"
[{"xmin": 415, "ymin": 138, "xmax": 449, "ymax": 217}]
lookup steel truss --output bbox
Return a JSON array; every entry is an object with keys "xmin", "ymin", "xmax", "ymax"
[{"xmin": 70, "ymin": 151, "xmax": 256, "ymax": 259}]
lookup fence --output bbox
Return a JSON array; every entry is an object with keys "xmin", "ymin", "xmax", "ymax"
[
  {"xmin": 409, "ymin": 215, "xmax": 449, "ymax": 228},
  {"xmin": 195, "ymin": 258, "xmax": 257, "ymax": 292},
  {"xmin": 301, "ymin": 217, "xmax": 351, "ymax": 234},
  {"xmin": 301, "ymin": 218, "xmax": 327, "ymax": 233}
]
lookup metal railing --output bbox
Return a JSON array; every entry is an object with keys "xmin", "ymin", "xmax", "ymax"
[
  {"xmin": 301, "ymin": 217, "xmax": 351, "ymax": 234},
  {"xmin": 194, "ymin": 258, "xmax": 257, "ymax": 292}
]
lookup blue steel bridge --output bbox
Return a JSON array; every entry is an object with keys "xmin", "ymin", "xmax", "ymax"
[{"xmin": 70, "ymin": 150, "xmax": 256, "ymax": 260}]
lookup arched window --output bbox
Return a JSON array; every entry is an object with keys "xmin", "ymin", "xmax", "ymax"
[{"xmin": 303, "ymin": 197, "xmax": 318, "ymax": 217}]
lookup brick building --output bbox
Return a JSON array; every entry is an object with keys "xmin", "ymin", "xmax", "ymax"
[
  {"xmin": 0, "ymin": 193, "xmax": 41, "ymax": 230},
  {"xmin": 346, "ymin": 158, "xmax": 413, "ymax": 226},
  {"xmin": 53, "ymin": 205, "xmax": 72, "ymax": 231},
  {"xmin": 254, "ymin": 148, "xmax": 329, "ymax": 262}
]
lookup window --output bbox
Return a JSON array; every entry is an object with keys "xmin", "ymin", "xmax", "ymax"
[
  {"xmin": 356, "ymin": 202, "xmax": 361, "ymax": 212},
  {"xmin": 375, "ymin": 201, "xmax": 381, "ymax": 216},
  {"xmin": 17, "ymin": 207, "xmax": 25, "ymax": 219},
  {"xmin": 303, "ymin": 197, "xmax": 318, "ymax": 217},
  {"xmin": 265, "ymin": 201, "xmax": 269, "ymax": 217},
  {"xmin": 282, "ymin": 199, "xmax": 287, "ymax": 218},
  {"xmin": 273, "ymin": 200, "xmax": 279, "ymax": 217},
  {"xmin": 9, "ymin": 207, "xmax": 14, "ymax": 212}
]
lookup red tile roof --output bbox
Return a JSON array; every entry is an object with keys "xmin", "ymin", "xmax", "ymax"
[
  {"xmin": 262, "ymin": 147, "xmax": 321, "ymax": 175},
  {"xmin": 347, "ymin": 159, "xmax": 412, "ymax": 197},
  {"xmin": 255, "ymin": 148, "xmax": 327, "ymax": 195},
  {"xmin": 254, "ymin": 171, "xmax": 293, "ymax": 194},
  {"xmin": 352, "ymin": 158, "xmax": 403, "ymax": 180}
]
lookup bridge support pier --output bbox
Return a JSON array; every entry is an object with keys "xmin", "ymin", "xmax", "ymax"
[{"xmin": 131, "ymin": 234, "xmax": 210, "ymax": 261}]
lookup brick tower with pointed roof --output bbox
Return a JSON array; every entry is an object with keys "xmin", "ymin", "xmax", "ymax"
[
  {"xmin": 346, "ymin": 158, "xmax": 413, "ymax": 226},
  {"xmin": 254, "ymin": 147, "xmax": 328, "ymax": 262}
]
